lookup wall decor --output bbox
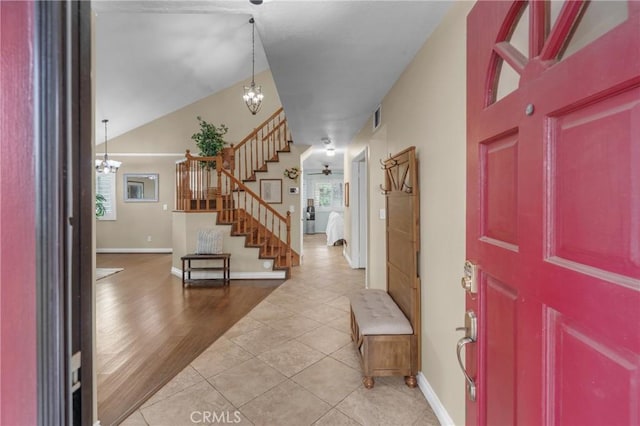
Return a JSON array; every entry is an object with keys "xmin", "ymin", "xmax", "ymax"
[
  {"xmin": 260, "ymin": 179, "xmax": 282, "ymax": 204},
  {"xmin": 124, "ymin": 173, "xmax": 159, "ymax": 202}
]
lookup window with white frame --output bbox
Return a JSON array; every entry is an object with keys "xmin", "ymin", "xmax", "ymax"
[
  {"xmin": 96, "ymin": 173, "xmax": 117, "ymax": 220},
  {"xmin": 313, "ymin": 179, "xmax": 343, "ymax": 211}
]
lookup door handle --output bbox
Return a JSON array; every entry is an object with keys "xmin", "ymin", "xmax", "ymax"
[
  {"xmin": 456, "ymin": 310, "xmax": 477, "ymax": 401},
  {"xmin": 456, "ymin": 337, "xmax": 477, "ymax": 402}
]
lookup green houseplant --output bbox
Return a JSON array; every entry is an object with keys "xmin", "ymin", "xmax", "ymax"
[
  {"xmin": 191, "ymin": 116, "xmax": 228, "ymax": 166},
  {"xmin": 96, "ymin": 193, "xmax": 106, "ymax": 218}
]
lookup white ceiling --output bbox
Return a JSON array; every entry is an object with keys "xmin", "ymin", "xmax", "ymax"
[{"xmin": 93, "ymin": 0, "xmax": 452, "ymax": 166}]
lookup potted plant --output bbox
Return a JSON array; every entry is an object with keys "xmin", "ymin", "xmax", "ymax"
[
  {"xmin": 96, "ymin": 193, "xmax": 106, "ymax": 218},
  {"xmin": 191, "ymin": 116, "xmax": 228, "ymax": 169}
]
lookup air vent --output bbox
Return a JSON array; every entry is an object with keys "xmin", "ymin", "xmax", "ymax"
[{"xmin": 373, "ymin": 105, "xmax": 382, "ymax": 131}]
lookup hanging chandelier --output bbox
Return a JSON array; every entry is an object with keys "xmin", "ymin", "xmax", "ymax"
[
  {"xmin": 242, "ymin": 17, "xmax": 264, "ymax": 115},
  {"xmin": 95, "ymin": 119, "xmax": 121, "ymax": 174}
]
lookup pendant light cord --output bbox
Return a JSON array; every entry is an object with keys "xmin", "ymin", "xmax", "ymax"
[
  {"xmin": 251, "ymin": 18, "xmax": 256, "ymax": 85},
  {"xmin": 102, "ymin": 119, "xmax": 109, "ymax": 161}
]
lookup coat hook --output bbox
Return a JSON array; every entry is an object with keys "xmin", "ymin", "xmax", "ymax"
[{"xmin": 379, "ymin": 184, "xmax": 391, "ymax": 194}]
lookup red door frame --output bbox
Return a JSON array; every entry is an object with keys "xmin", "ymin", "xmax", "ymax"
[
  {"xmin": 0, "ymin": 2, "xmax": 37, "ymax": 423},
  {"xmin": 1, "ymin": 2, "xmax": 94, "ymax": 424}
]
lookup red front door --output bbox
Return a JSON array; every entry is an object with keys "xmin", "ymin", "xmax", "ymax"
[{"xmin": 466, "ymin": 1, "xmax": 640, "ymax": 425}]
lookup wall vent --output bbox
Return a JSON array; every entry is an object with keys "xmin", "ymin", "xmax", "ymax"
[{"xmin": 373, "ymin": 105, "xmax": 382, "ymax": 131}]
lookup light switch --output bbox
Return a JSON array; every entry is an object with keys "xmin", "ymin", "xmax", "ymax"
[
  {"xmin": 163, "ymin": 204, "xmax": 168, "ymax": 211},
  {"xmin": 379, "ymin": 208, "xmax": 386, "ymax": 220}
]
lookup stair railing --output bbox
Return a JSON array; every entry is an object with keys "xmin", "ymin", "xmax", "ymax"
[
  {"xmin": 175, "ymin": 151, "xmax": 292, "ymax": 272},
  {"xmin": 232, "ymin": 107, "xmax": 291, "ymax": 183},
  {"xmin": 175, "ymin": 151, "xmax": 221, "ymax": 212},
  {"xmin": 218, "ymin": 167, "xmax": 292, "ymax": 272}
]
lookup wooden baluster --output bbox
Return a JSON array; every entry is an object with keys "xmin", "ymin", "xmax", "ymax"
[
  {"xmin": 271, "ymin": 214, "xmax": 275, "ymax": 256},
  {"xmin": 278, "ymin": 219, "xmax": 282, "ymax": 263}
]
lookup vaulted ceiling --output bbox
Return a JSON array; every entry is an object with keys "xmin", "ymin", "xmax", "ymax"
[{"xmin": 93, "ymin": 0, "xmax": 452, "ymax": 166}]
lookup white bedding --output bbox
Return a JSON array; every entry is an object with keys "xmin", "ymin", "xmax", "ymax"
[{"xmin": 326, "ymin": 211, "xmax": 344, "ymax": 245}]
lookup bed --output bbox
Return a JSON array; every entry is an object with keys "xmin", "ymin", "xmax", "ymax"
[{"xmin": 326, "ymin": 211, "xmax": 345, "ymax": 246}]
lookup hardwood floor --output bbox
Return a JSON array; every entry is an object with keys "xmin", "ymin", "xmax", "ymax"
[{"xmin": 96, "ymin": 253, "xmax": 282, "ymax": 425}]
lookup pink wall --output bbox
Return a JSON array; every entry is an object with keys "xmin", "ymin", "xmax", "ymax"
[{"xmin": 0, "ymin": 1, "xmax": 37, "ymax": 424}]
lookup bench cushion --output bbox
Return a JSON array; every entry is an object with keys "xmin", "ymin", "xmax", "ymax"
[{"xmin": 349, "ymin": 289, "xmax": 413, "ymax": 335}]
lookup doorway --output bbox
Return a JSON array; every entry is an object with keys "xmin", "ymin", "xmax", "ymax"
[{"xmin": 350, "ymin": 148, "xmax": 368, "ymax": 271}]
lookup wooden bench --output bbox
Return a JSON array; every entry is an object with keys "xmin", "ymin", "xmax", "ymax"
[
  {"xmin": 349, "ymin": 147, "xmax": 421, "ymax": 390},
  {"xmin": 180, "ymin": 253, "xmax": 231, "ymax": 288},
  {"xmin": 349, "ymin": 289, "xmax": 418, "ymax": 389}
]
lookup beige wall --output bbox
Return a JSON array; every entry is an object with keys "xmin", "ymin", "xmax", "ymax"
[
  {"xmin": 172, "ymin": 212, "xmax": 280, "ymax": 277},
  {"xmin": 96, "ymin": 70, "xmax": 295, "ymax": 252},
  {"xmin": 344, "ymin": 2, "xmax": 472, "ymax": 424}
]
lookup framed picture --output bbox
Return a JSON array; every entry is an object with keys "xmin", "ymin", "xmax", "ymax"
[
  {"xmin": 344, "ymin": 182, "xmax": 350, "ymax": 207},
  {"xmin": 123, "ymin": 173, "xmax": 159, "ymax": 202},
  {"xmin": 260, "ymin": 179, "xmax": 282, "ymax": 204}
]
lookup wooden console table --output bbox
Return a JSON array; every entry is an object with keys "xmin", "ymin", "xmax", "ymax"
[{"xmin": 180, "ymin": 253, "xmax": 231, "ymax": 288}]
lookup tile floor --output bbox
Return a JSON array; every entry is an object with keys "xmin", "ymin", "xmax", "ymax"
[{"xmin": 120, "ymin": 235, "xmax": 440, "ymax": 426}]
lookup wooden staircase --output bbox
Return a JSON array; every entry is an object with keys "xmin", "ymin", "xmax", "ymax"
[
  {"xmin": 219, "ymin": 208, "xmax": 300, "ymax": 274},
  {"xmin": 175, "ymin": 107, "xmax": 299, "ymax": 277}
]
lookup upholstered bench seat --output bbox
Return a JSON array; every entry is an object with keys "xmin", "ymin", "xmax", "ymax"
[
  {"xmin": 348, "ymin": 289, "xmax": 417, "ymax": 389},
  {"xmin": 349, "ymin": 289, "xmax": 413, "ymax": 335}
]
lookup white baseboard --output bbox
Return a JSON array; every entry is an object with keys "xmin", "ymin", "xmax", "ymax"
[
  {"xmin": 417, "ymin": 372, "xmax": 455, "ymax": 426},
  {"xmin": 170, "ymin": 267, "xmax": 286, "ymax": 280},
  {"xmin": 96, "ymin": 248, "xmax": 172, "ymax": 254},
  {"xmin": 343, "ymin": 249, "xmax": 354, "ymax": 268},
  {"xmin": 94, "ymin": 421, "xmax": 101, "ymax": 426}
]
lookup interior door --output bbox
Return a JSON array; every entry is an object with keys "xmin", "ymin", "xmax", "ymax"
[{"xmin": 465, "ymin": 2, "xmax": 639, "ymax": 425}]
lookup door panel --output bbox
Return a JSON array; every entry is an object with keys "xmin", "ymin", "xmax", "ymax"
[
  {"xmin": 549, "ymin": 87, "xmax": 640, "ymax": 281},
  {"xmin": 546, "ymin": 309, "xmax": 639, "ymax": 426},
  {"xmin": 466, "ymin": 2, "xmax": 640, "ymax": 425}
]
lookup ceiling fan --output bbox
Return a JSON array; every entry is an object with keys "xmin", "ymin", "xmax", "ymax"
[{"xmin": 309, "ymin": 164, "xmax": 333, "ymax": 176}]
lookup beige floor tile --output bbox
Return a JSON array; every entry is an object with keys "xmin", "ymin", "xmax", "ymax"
[
  {"xmin": 313, "ymin": 409, "xmax": 362, "ymax": 426},
  {"xmin": 266, "ymin": 295, "xmax": 318, "ymax": 314},
  {"xmin": 120, "ymin": 410, "xmax": 148, "ymax": 426},
  {"xmin": 296, "ymin": 326, "xmax": 352, "ymax": 355},
  {"xmin": 261, "ymin": 314, "xmax": 322, "ymax": 338},
  {"xmin": 230, "ymin": 325, "xmax": 292, "ymax": 355},
  {"xmin": 191, "ymin": 337, "xmax": 255, "ymax": 379},
  {"xmin": 413, "ymin": 406, "xmax": 441, "ymax": 426},
  {"xmin": 297, "ymin": 303, "xmax": 347, "ymax": 323},
  {"xmin": 297, "ymin": 288, "xmax": 343, "ymax": 304},
  {"xmin": 223, "ymin": 316, "xmax": 266, "ymax": 339},
  {"xmin": 208, "ymin": 358, "xmax": 287, "ymax": 407},
  {"xmin": 292, "ymin": 357, "xmax": 362, "ymax": 405},
  {"xmin": 337, "ymin": 384, "xmax": 428, "ymax": 426},
  {"xmin": 257, "ymin": 340, "xmax": 325, "ymax": 377},
  {"xmin": 325, "ymin": 295, "xmax": 352, "ymax": 312},
  {"xmin": 330, "ymin": 344, "xmax": 362, "ymax": 371},
  {"xmin": 239, "ymin": 380, "xmax": 331, "ymax": 426},
  {"xmin": 326, "ymin": 314, "xmax": 351, "ymax": 334},
  {"xmin": 140, "ymin": 381, "xmax": 240, "ymax": 426},
  {"xmin": 377, "ymin": 376, "xmax": 428, "ymax": 402},
  {"xmin": 141, "ymin": 365, "xmax": 204, "ymax": 408},
  {"xmin": 247, "ymin": 301, "xmax": 296, "ymax": 322}
]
